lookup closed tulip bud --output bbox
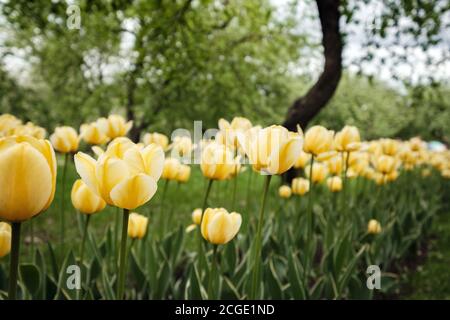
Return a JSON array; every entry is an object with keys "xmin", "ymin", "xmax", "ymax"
[
  {"xmin": 0, "ymin": 222, "xmax": 11, "ymax": 258},
  {"xmin": 201, "ymin": 142, "xmax": 236, "ymax": 180},
  {"xmin": 305, "ymin": 162, "xmax": 328, "ymax": 184},
  {"xmin": 201, "ymin": 208, "xmax": 241, "ymax": 245},
  {"xmin": 127, "ymin": 212, "xmax": 148, "ymax": 239},
  {"xmin": 303, "ymin": 125, "xmax": 334, "ymax": 156},
  {"xmin": 386, "ymin": 170, "xmax": 399, "ymax": 182},
  {"xmin": 334, "ymin": 125, "xmax": 361, "ymax": 152},
  {"xmin": 327, "ymin": 176, "xmax": 343, "ymax": 192},
  {"xmin": 409, "ymin": 137, "xmax": 425, "ymax": 151},
  {"xmin": 71, "ymin": 179, "xmax": 106, "ymax": 214},
  {"xmin": 373, "ymin": 154, "xmax": 397, "ymax": 174},
  {"xmin": 80, "ymin": 122, "xmax": 109, "ymax": 145},
  {"xmin": 326, "ymin": 156, "xmax": 343, "ymax": 175},
  {"xmin": 241, "ymin": 125, "xmax": 302, "ymax": 175},
  {"xmin": 374, "ymin": 172, "xmax": 387, "ymax": 185},
  {"xmin": 75, "ymin": 138, "xmax": 164, "ymax": 210},
  {"xmin": 367, "ymin": 219, "xmax": 382, "ymax": 234},
  {"xmin": 143, "ymin": 132, "xmax": 169, "ymax": 150},
  {"xmin": 294, "ymin": 151, "xmax": 311, "ymax": 169},
  {"xmin": 162, "ymin": 158, "xmax": 181, "ymax": 180},
  {"xmin": 279, "ymin": 185, "xmax": 292, "ymax": 198},
  {"xmin": 0, "ymin": 136, "xmax": 56, "ymax": 222},
  {"xmin": 192, "ymin": 208, "xmax": 203, "ymax": 225},
  {"xmin": 291, "ymin": 177, "xmax": 310, "ymax": 196},
  {"xmin": 442, "ymin": 169, "xmax": 450, "ymax": 179},
  {"xmin": 171, "ymin": 136, "xmax": 193, "ymax": 157},
  {"xmin": 176, "ymin": 164, "xmax": 191, "ymax": 183},
  {"xmin": 50, "ymin": 126, "xmax": 79, "ymax": 153},
  {"xmin": 380, "ymin": 139, "xmax": 399, "ymax": 156},
  {"xmin": 97, "ymin": 115, "xmax": 133, "ymax": 139},
  {"xmin": 421, "ymin": 168, "xmax": 431, "ymax": 177}
]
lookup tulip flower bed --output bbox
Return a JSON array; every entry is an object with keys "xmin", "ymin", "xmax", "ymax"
[{"xmin": 0, "ymin": 113, "xmax": 449, "ymax": 300}]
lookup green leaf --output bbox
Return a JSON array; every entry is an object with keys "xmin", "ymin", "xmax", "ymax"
[{"xmin": 20, "ymin": 263, "xmax": 41, "ymax": 296}]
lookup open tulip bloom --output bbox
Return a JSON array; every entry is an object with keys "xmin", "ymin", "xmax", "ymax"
[{"xmin": 74, "ymin": 137, "xmax": 164, "ymax": 299}]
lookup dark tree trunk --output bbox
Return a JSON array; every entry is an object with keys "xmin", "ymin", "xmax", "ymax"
[
  {"xmin": 283, "ymin": 0, "xmax": 342, "ymax": 132},
  {"xmin": 283, "ymin": 0, "xmax": 342, "ymax": 182}
]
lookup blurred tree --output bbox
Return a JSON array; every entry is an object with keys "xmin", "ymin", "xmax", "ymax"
[{"xmin": 0, "ymin": 0, "xmax": 304, "ymax": 139}]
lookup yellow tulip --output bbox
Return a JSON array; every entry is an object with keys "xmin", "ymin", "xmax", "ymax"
[
  {"xmin": 127, "ymin": 212, "xmax": 149, "ymax": 239},
  {"xmin": 367, "ymin": 219, "xmax": 382, "ymax": 234},
  {"xmin": 305, "ymin": 162, "xmax": 328, "ymax": 184},
  {"xmin": 71, "ymin": 179, "xmax": 106, "ymax": 214},
  {"xmin": 218, "ymin": 116, "xmax": 253, "ymax": 148},
  {"xmin": 143, "ymin": 132, "xmax": 169, "ymax": 150},
  {"xmin": 327, "ymin": 176, "xmax": 343, "ymax": 192},
  {"xmin": 176, "ymin": 164, "xmax": 191, "ymax": 183},
  {"xmin": 326, "ymin": 156, "xmax": 343, "ymax": 175},
  {"xmin": 97, "ymin": 114, "xmax": 133, "ymax": 139},
  {"xmin": 74, "ymin": 138, "xmax": 164, "ymax": 210},
  {"xmin": 291, "ymin": 177, "xmax": 310, "ymax": 196},
  {"xmin": 380, "ymin": 138, "xmax": 399, "ymax": 156},
  {"xmin": 0, "ymin": 136, "xmax": 56, "ymax": 222},
  {"xmin": 334, "ymin": 125, "xmax": 361, "ymax": 152},
  {"xmin": 0, "ymin": 114, "xmax": 21, "ymax": 136},
  {"xmin": 293, "ymin": 151, "xmax": 311, "ymax": 169},
  {"xmin": 201, "ymin": 208, "xmax": 241, "ymax": 245},
  {"xmin": 80, "ymin": 122, "xmax": 109, "ymax": 145},
  {"xmin": 162, "ymin": 158, "xmax": 181, "ymax": 180},
  {"xmin": 192, "ymin": 208, "xmax": 202, "ymax": 225},
  {"xmin": 241, "ymin": 125, "xmax": 302, "ymax": 175},
  {"xmin": 386, "ymin": 170, "xmax": 399, "ymax": 182},
  {"xmin": 50, "ymin": 126, "xmax": 79, "ymax": 153},
  {"xmin": 421, "ymin": 168, "xmax": 431, "ymax": 177},
  {"xmin": 373, "ymin": 154, "xmax": 397, "ymax": 174},
  {"xmin": 201, "ymin": 142, "xmax": 236, "ymax": 180},
  {"xmin": 171, "ymin": 136, "xmax": 193, "ymax": 157},
  {"xmin": 279, "ymin": 185, "xmax": 292, "ymax": 198},
  {"xmin": 9, "ymin": 122, "xmax": 46, "ymax": 139},
  {"xmin": 303, "ymin": 125, "xmax": 334, "ymax": 156},
  {"xmin": 0, "ymin": 222, "xmax": 11, "ymax": 258}
]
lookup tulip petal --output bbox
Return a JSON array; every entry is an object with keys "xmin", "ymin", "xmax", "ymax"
[
  {"xmin": 141, "ymin": 144, "xmax": 164, "ymax": 180},
  {"xmin": 74, "ymin": 152, "xmax": 99, "ymax": 195},
  {"xmin": 200, "ymin": 208, "xmax": 214, "ymax": 241},
  {"xmin": 110, "ymin": 174, "xmax": 157, "ymax": 210}
]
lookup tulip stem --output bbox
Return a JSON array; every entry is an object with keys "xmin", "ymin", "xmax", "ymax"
[
  {"xmin": 197, "ymin": 179, "xmax": 214, "ymax": 269},
  {"xmin": 164, "ymin": 182, "xmax": 180, "ymax": 235},
  {"xmin": 250, "ymin": 174, "xmax": 271, "ymax": 299},
  {"xmin": 306, "ymin": 156, "xmax": 315, "ymax": 243},
  {"xmin": 8, "ymin": 222, "xmax": 21, "ymax": 300},
  {"xmin": 60, "ymin": 153, "xmax": 69, "ymax": 251},
  {"xmin": 159, "ymin": 179, "xmax": 170, "ymax": 238},
  {"xmin": 231, "ymin": 165, "xmax": 238, "ymax": 210},
  {"xmin": 117, "ymin": 209, "xmax": 130, "ymax": 300},
  {"xmin": 79, "ymin": 214, "xmax": 91, "ymax": 265},
  {"xmin": 207, "ymin": 245, "xmax": 218, "ymax": 299}
]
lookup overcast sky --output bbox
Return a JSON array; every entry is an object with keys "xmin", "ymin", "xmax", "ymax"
[{"xmin": 272, "ymin": 0, "xmax": 450, "ymax": 91}]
